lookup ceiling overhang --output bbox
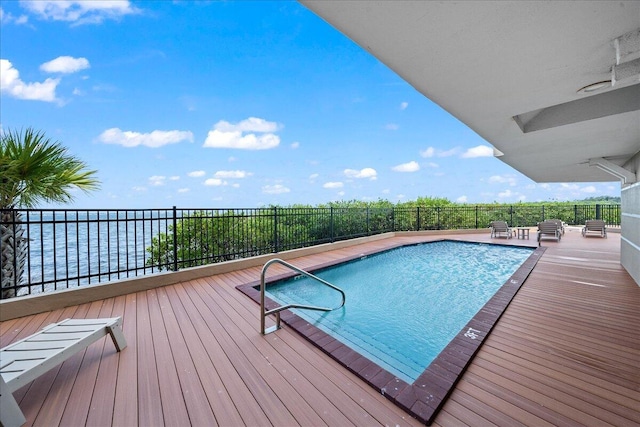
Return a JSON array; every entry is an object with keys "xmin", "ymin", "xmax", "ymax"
[{"xmin": 302, "ymin": 1, "xmax": 640, "ymax": 185}]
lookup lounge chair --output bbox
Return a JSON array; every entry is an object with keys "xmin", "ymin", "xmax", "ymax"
[
  {"xmin": 549, "ymin": 219, "xmax": 566, "ymax": 235},
  {"xmin": 582, "ymin": 220, "xmax": 607, "ymax": 238},
  {"xmin": 1, "ymin": 317, "xmax": 127, "ymax": 427},
  {"xmin": 489, "ymin": 220, "xmax": 512, "ymax": 238},
  {"xmin": 537, "ymin": 220, "xmax": 561, "ymax": 243}
]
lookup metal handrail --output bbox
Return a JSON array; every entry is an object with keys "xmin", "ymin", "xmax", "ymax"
[{"xmin": 260, "ymin": 258, "xmax": 346, "ymax": 335}]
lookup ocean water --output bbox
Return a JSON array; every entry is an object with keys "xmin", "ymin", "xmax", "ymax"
[{"xmin": 10, "ymin": 211, "xmax": 170, "ymax": 295}]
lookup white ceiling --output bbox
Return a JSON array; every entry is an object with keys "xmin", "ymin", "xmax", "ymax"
[{"xmin": 302, "ymin": 1, "xmax": 640, "ymax": 184}]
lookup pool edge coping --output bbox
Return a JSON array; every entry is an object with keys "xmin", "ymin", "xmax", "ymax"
[{"xmin": 237, "ymin": 239, "xmax": 546, "ymax": 425}]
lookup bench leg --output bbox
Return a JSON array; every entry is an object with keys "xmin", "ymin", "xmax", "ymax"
[
  {"xmin": 1, "ymin": 376, "xmax": 26, "ymax": 427},
  {"xmin": 107, "ymin": 321, "xmax": 128, "ymax": 352}
]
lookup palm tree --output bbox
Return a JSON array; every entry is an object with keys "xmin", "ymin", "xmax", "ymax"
[{"xmin": 1, "ymin": 128, "xmax": 99, "ymax": 299}]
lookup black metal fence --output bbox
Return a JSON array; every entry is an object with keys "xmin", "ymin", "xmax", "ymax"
[{"xmin": 0, "ymin": 204, "xmax": 620, "ymax": 298}]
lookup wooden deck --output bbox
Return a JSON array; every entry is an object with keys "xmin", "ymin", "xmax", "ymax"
[{"xmin": 1, "ymin": 229, "xmax": 638, "ymax": 426}]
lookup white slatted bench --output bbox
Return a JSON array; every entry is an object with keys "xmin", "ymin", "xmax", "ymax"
[{"xmin": 1, "ymin": 317, "xmax": 127, "ymax": 427}]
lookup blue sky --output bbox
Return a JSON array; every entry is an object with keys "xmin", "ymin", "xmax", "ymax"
[{"xmin": 1, "ymin": 1, "xmax": 620, "ymax": 209}]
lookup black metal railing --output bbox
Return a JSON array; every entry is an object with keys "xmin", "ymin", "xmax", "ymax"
[{"xmin": 0, "ymin": 204, "xmax": 620, "ymax": 298}]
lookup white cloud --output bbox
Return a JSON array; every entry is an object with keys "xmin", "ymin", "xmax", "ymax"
[
  {"xmin": 498, "ymin": 189, "xmax": 513, "ymax": 198},
  {"xmin": 204, "ymin": 117, "xmax": 281, "ymax": 150},
  {"xmin": 188, "ymin": 170, "xmax": 205, "ymax": 178},
  {"xmin": 385, "ymin": 123, "xmax": 399, "ymax": 130},
  {"xmin": 420, "ymin": 146, "xmax": 460, "ymax": 158},
  {"xmin": 148, "ymin": 176, "xmax": 166, "ymax": 186},
  {"xmin": 1, "ymin": 7, "xmax": 29, "ymax": 24},
  {"xmin": 40, "ymin": 56, "xmax": 90, "ymax": 73},
  {"xmin": 581, "ymin": 185, "xmax": 597, "ymax": 193},
  {"xmin": 177, "ymin": 188, "xmax": 190, "ymax": 193},
  {"xmin": 427, "ymin": 162, "xmax": 439, "ymax": 168},
  {"xmin": 344, "ymin": 168, "xmax": 377, "ymax": 180},
  {"xmin": 290, "ymin": 141, "xmax": 300, "ymax": 149},
  {"xmin": 169, "ymin": 176, "xmax": 180, "ymax": 181},
  {"xmin": 457, "ymin": 195, "xmax": 468, "ymax": 203},
  {"xmin": 0, "ymin": 59, "xmax": 59, "ymax": 102},
  {"xmin": 214, "ymin": 170, "xmax": 252, "ymax": 179},
  {"xmin": 400, "ymin": 102, "xmax": 408, "ymax": 110},
  {"xmin": 98, "ymin": 128, "xmax": 193, "ymax": 148},
  {"xmin": 392, "ymin": 161, "xmax": 420, "ymax": 172},
  {"xmin": 323, "ymin": 182, "xmax": 344, "ymax": 189},
  {"xmin": 488, "ymin": 175, "xmax": 517, "ymax": 186},
  {"xmin": 215, "ymin": 117, "xmax": 281, "ymax": 133},
  {"xmin": 309, "ymin": 173, "xmax": 319, "ymax": 180},
  {"xmin": 338, "ymin": 191, "xmax": 346, "ymax": 196},
  {"xmin": 262, "ymin": 184, "xmax": 290, "ymax": 194},
  {"xmin": 132, "ymin": 186, "xmax": 146, "ymax": 192},
  {"xmin": 21, "ymin": 0, "xmax": 139, "ymax": 25},
  {"xmin": 204, "ymin": 178, "xmax": 227, "ymax": 186},
  {"xmin": 461, "ymin": 145, "xmax": 493, "ymax": 158}
]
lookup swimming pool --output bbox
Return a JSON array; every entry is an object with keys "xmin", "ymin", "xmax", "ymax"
[
  {"xmin": 263, "ymin": 241, "xmax": 534, "ymax": 383},
  {"xmin": 238, "ymin": 239, "xmax": 544, "ymax": 424}
]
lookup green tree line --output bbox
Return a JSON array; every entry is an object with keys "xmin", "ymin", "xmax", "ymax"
[{"xmin": 146, "ymin": 197, "xmax": 620, "ymax": 271}]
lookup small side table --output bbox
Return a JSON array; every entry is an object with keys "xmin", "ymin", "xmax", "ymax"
[{"xmin": 516, "ymin": 227, "xmax": 530, "ymax": 239}]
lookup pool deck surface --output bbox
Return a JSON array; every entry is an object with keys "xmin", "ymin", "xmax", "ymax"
[{"xmin": 1, "ymin": 228, "xmax": 639, "ymax": 426}]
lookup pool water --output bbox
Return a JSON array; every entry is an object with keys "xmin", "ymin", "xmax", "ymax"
[{"xmin": 264, "ymin": 241, "xmax": 534, "ymax": 383}]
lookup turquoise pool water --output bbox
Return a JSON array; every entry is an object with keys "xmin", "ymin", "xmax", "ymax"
[{"xmin": 264, "ymin": 241, "xmax": 534, "ymax": 383}]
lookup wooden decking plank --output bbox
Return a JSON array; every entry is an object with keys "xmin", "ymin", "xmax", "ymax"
[
  {"xmin": 134, "ymin": 291, "xmax": 164, "ymax": 427},
  {"xmin": 175, "ymin": 281, "xmax": 299, "ymax": 426},
  {"xmin": 489, "ymin": 326, "xmax": 640, "ymax": 392},
  {"xmin": 112, "ymin": 293, "xmax": 139, "ymax": 426},
  {"xmin": 479, "ymin": 344, "xmax": 640, "ymax": 424},
  {"xmin": 452, "ymin": 377, "xmax": 556, "ymax": 427},
  {"xmin": 164, "ymin": 284, "xmax": 267, "ymax": 426},
  {"xmin": 145, "ymin": 288, "xmax": 192, "ymax": 426},
  {"xmin": 446, "ymin": 388, "xmax": 526, "ymax": 427},
  {"xmin": 158, "ymin": 285, "xmax": 239, "ymax": 426},
  {"xmin": 497, "ymin": 316, "xmax": 639, "ymax": 370},
  {"xmin": 86, "ymin": 295, "xmax": 127, "ymax": 426},
  {"xmin": 188, "ymin": 277, "xmax": 329, "ymax": 427},
  {"xmin": 486, "ymin": 332, "xmax": 640, "ymax": 404},
  {"xmin": 475, "ymin": 351, "xmax": 635, "ymax": 426}
]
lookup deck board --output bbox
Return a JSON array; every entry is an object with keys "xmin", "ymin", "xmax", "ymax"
[{"xmin": 1, "ymin": 229, "xmax": 639, "ymax": 426}]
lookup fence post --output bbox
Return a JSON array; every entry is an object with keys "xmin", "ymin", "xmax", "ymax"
[
  {"xmin": 366, "ymin": 207, "xmax": 370, "ymax": 235},
  {"xmin": 391, "ymin": 208, "xmax": 395, "ymax": 232},
  {"xmin": 596, "ymin": 204, "xmax": 602, "ymax": 220},
  {"xmin": 273, "ymin": 206, "xmax": 279, "ymax": 253},
  {"xmin": 172, "ymin": 206, "xmax": 178, "ymax": 272},
  {"xmin": 417, "ymin": 207, "xmax": 420, "ymax": 231},
  {"xmin": 330, "ymin": 206, "xmax": 334, "ymax": 243},
  {"xmin": 475, "ymin": 206, "xmax": 478, "ymax": 229},
  {"xmin": 437, "ymin": 207, "xmax": 441, "ymax": 230},
  {"xmin": 574, "ymin": 205, "xmax": 578, "ymax": 225},
  {"xmin": 541, "ymin": 205, "xmax": 545, "ymax": 222}
]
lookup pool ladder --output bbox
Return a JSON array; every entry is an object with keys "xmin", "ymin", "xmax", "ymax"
[{"xmin": 260, "ymin": 258, "xmax": 346, "ymax": 335}]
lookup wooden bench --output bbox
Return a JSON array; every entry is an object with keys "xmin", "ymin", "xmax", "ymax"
[
  {"xmin": 582, "ymin": 219, "xmax": 607, "ymax": 238},
  {"xmin": 1, "ymin": 317, "xmax": 127, "ymax": 427}
]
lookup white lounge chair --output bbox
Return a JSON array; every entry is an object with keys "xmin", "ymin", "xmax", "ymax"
[
  {"xmin": 489, "ymin": 220, "xmax": 512, "ymax": 238},
  {"xmin": 582, "ymin": 220, "xmax": 607, "ymax": 238},
  {"xmin": 537, "ymin": 220, "xmax": 561, "ymax": 243},
  {"xmin": 1, "ymin": 317, "xmax": 127, "ymax": 427}
]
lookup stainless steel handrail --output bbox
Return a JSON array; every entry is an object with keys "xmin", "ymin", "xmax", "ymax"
[{"xmin": 260, "ymin": 258, "xmax": 346, "ymax": 335}]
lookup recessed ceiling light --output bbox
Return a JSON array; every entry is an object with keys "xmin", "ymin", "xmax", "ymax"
[{"xmin": 577, "ymin": 80, "xmax": 611, "ymax": 94}]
